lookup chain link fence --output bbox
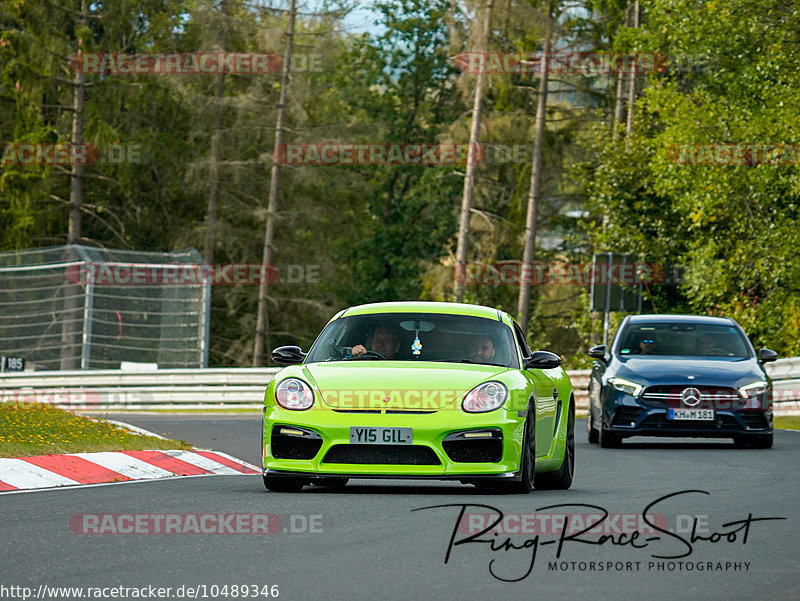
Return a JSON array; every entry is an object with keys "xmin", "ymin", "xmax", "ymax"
[{"xmin": 0, "ymin": 245, "xmax": 210, "ymax": 370}]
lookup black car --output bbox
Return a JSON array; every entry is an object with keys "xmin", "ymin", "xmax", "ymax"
[{"xmin": 587, "ymin": 314, "xmax": 777, "ymax": 448}]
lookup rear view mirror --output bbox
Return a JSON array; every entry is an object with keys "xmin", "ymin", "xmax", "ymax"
[
  {"xmin": 523, "ymin": 351, "xmax": 562, "ymax": 370},
  {"xmin": 271, "ymin": 345, "xmax": 306, "ymax": 365},
  {"xmin": 588, "ymin": 345, "xmax": 606, "ymax": 360},
  {"xmin": 758, "ymin": 348, "xmax": 778, "ymax": 363},
  {"xmin": 400, "ymin": 320, "xmax": 435, "ymax": 332}
]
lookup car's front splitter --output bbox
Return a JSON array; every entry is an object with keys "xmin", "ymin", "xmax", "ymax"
[
  {"xmin": 263, "ymin": 469, "xmax": 520, "ymax": 481},
  {"xmin": 603, "ymin": 407, "xmax": 772, "ymax": 439}
]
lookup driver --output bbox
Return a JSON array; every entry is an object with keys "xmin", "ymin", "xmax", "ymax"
[
  {"xmin": 352, "ymin": 325, "xmax": 400, "ymax": 359},
  {"xmin": 639, "ymin": 336, "xmax": 658, "ymax": 354},
  {"xmin": 468, "ymin": 335, "xmax": 496, "ymax": 363}
]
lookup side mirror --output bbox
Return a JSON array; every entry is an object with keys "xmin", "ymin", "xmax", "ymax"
[
  {"xmin": 523, "ymin": 350, "xmax": 562, "ymax": 370},
  {"xmin": 271, "ymin": 345, "xmax": 306, "ymax": 366},
  {"xmin": 588, "ymin": 345, "xmax": 607, "ymax": 360},
  {"xmin": 758, "ymin": 348, "xmax": 778, "ymax": 364}
]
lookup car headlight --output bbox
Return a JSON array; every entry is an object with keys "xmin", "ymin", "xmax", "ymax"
[
  {"xmin": 608, "ymin": 377, "xmax": 643, "ymax": 397},
  {"xmin": 738, "ymin": 381, "xmax": 767, "ymax": 399},
  {"xmin": 462, "ymin": 381, "xmax": 508, "ymax": 413},
  {"xmin": 275, "ymin": 378, "xmax": 314, "ymax": 410}
]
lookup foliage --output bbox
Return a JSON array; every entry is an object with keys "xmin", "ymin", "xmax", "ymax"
[{"xmin": 1, "ymin": 0, "xmax": 797, "ymax": 365}]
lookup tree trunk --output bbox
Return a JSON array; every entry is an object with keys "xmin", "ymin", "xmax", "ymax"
[
  {"xmin": 625, "ymin": 0, "xmax": 640, "ymax": 150},
  {"xmin": 205, "ymin": 74, "xmax": 225, "ymax": 263},
  {"xmin": 61, "ymin": 0, "xmax": 88, "ymax": 370},
  {"xmin": 612, "ymin": 1, "xmax": 631, "ymax": 136},
  {"xmin": 204, "ymin": 0, "xmax": 229, "ymax": 264},
  {"xmin": 454, "ymin": 0, "xmax": 494, "ymax": 302},
  {"xmin": 516, "ymin": 14, "xmax": 552, "ymax": 331},
  {"xmin": 253, "ymin": 0, "xmax": 296, "ymax": 366}
]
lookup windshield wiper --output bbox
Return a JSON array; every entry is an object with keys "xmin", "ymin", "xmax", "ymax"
[{"xmin": 433, "ymin": 359, "xmax": 507, "ymax": 367}]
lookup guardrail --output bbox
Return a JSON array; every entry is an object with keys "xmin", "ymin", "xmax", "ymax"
[
  {"xmin": 0, "ymin": 358, "xmax": 796, "ymax": 412},
  {"xmin": 0, "ymin": 368, "xmax": 279, "ymax": 410}
]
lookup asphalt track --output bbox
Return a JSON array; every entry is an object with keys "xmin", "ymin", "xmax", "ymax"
[{"xmin": 1, "ymin": 415, "xmax": 798, "ymax": 601}]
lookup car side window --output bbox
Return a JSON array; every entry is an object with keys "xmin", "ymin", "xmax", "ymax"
[{"xmin": 512, "ymin": 323, "xmax": 532, "ymax": 358}]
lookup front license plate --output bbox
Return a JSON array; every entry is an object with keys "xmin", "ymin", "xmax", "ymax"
[
  {"xmin": 668, "ymin": 409, "xmax": 715, "ymax": 420},
  {"xmin": 349, "ymin": 427, "xmax": 412, "ymax": 445}
]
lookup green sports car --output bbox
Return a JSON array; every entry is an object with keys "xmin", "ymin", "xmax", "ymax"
[{"xmin": 261, "ymin": 301, "xmax": 575, "ymax": 493}]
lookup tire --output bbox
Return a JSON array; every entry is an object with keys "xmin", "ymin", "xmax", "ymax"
[
  {"xmin": 263, "ymin": 475, "xmax": 306, "ymax": 492},
  {"xmin": 536, "ymin": 400, "xmax": 575, "ymax": 490},
  {"xmin": 750, "ymin": 433, "xmax": 773, "ymax": 449},
  {"xmin": 599, "ymin": 419, "xmax": 622, "ymax": 448},
  {"xmin": 587, "ymin": 405, "xmax": 599, "ymax": 444},
  {"xmin": 496, "ymin": 401, "xmax": 536, "ymax": 494},
  {"xmin": 310, "ymin": 477, "xmax": 349, "ymax": 487}
]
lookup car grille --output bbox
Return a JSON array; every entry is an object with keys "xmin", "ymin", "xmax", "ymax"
[
  {"xmin": 741, "ymin": 412, "xmax": 769, "ymax": 430},
  {"xmin": 271, "ymin": 426, "xmax": 323, "ymax": 460},
  {"xmin": 612, "ymin": 407, "xmax": 644, "ymax": 427},
  {"xmin": 639, "ymin": 414, "xmax": 743, "ymax": 430},
  {"xmin": 641, "ymin": 386, "xmax": 742, "ymax": 409},
  {"xmin": 322, "ymin": 444, "xmax": 441, "ymax": 465},
  {"xmin": 330, "ymin": 409, "xmax": 436, "ymax": 415},
  {"xmin": 442, "ymin": 438, "xmax": 503, "ymax": 463}
]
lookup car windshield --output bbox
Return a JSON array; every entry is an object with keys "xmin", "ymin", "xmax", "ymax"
[
  {"xmin": 617, "ymin": 322, "xmax": 751, "ymax": 357},
  {"xmin": 305, "ymin": 312, "xmax": 519, "ymax": 368}
]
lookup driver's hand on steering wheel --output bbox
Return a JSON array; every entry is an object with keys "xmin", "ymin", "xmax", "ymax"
[{"xmin": 351, "ymin": 344, "xmax": 367, "ymax": 357}]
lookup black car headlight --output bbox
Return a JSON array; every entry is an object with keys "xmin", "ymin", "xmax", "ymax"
[{"xmin": 738, "ymin": 381, "xmax": 767, "ymax": 399}]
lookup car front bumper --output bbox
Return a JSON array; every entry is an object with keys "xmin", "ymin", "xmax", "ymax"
[
  {"xmin": 262, "ymin": 405, "xmax": 529, "ymax": 478},
  {"xmin": 602, "ymin": 390, "xmax": 773, "ymax": 439}
]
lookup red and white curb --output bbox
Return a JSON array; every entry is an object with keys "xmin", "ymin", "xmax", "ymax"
[{"xmin": 0, "ymin": 450, "xmax": 260, "ymax": 492}]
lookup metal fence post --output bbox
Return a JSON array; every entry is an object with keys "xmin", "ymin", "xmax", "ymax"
[
  {"xmin": 200, "ymin": 277, "xmax": 211, "ymax": 368},
  {"xmin": 81, "ymin": 273, "xmax": 94, "ymax": 369}
]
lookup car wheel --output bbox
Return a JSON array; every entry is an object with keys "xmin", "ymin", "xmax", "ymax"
[
  {"xmin": 599, "ymin": 419, "xmax": 621, "ymax": 448},
  {"xmin": 535, "ymin": 400, "xmax": 575, "ymax": 490},
  {"xmin": 750, "ymin": 433, "xmax": 773, "ymax": 448},
  {"xmin": 497, "ymin": 401, "xmax": 536, "ymax": 494},
  {"xmin": 263, "ymin": 475, "xmax": 306, "ymax": 492},
  {"xmin": 587, "ymin": 405, "xmax": 599, "ymax": 444},
  {"xmin": 310, "ymin": 477, "xmax": 349, "ymax": 487}
]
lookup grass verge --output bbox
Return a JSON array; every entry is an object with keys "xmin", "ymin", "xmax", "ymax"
[
  {"xmin": 774, "ymin": 416, "xmax": 800, "ymax": 430},
  {"xmin": 0, "ymin": 402, "xmax": 192, "ymax": 458}
]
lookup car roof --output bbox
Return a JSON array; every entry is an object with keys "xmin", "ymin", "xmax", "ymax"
[
  {"xmin": 625, "ymin": 314, "xmax": 736, "ymax": 325},
  {"xmin": 340, "ymin": 301, "xmax": 505, "ymax": 322}
]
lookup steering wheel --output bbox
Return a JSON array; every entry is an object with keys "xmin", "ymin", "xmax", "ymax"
[
  {"xmin": 350, "ymin": 349, "xmax": 388, "ymax": 360},
  {"xmin": 704, "ymin": 347, "xmax": 729, "ymax": 356}
]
